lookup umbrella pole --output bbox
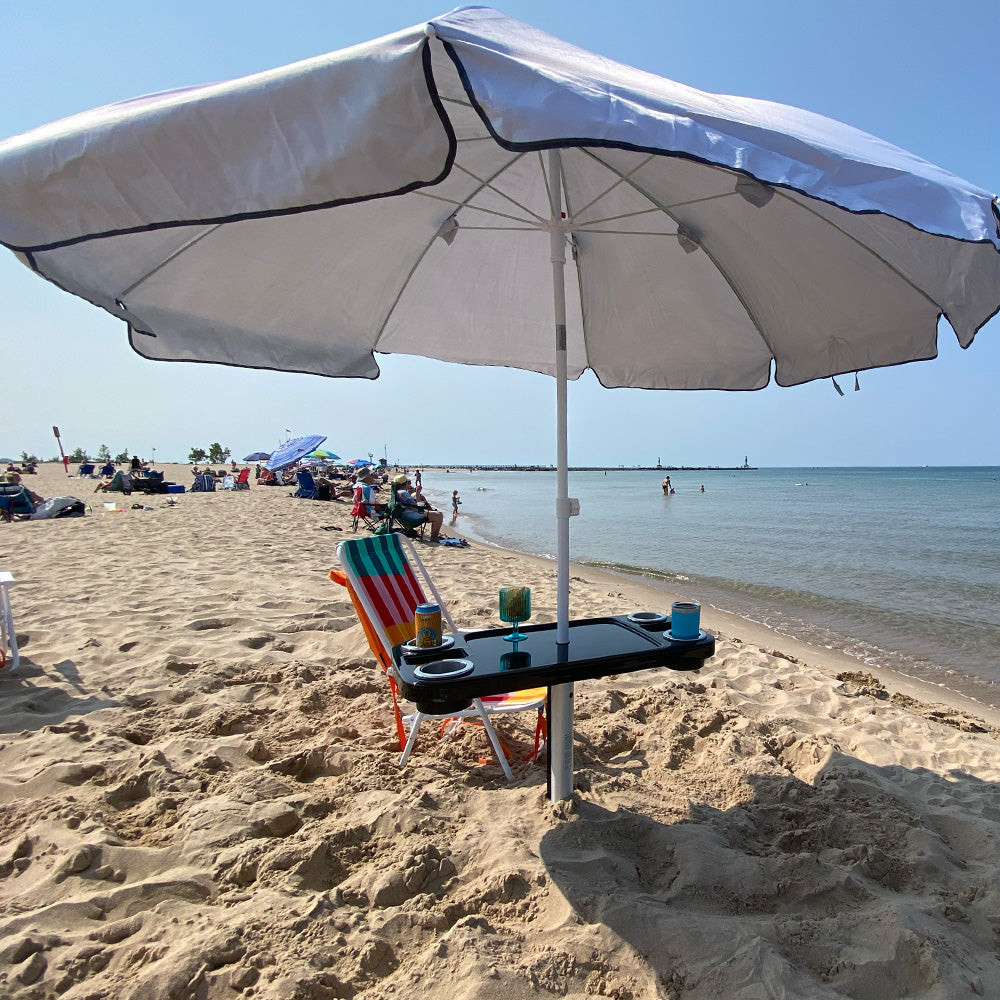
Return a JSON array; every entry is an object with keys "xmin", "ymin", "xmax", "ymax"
[{"xmin": 548, "ymin": 148, "xmax": 574, "ymax": 801}]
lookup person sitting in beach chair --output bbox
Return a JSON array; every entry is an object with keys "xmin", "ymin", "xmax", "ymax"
[
  {"xmin": 330, "ymin": 533, "xmax": 545, "ymax": 780},
  {"xmin": 78, "ymin": 462, "xmax": 95, "ymax": 477},
  {"xmin": 377, "ymin": 474, "xmax": 443, "ymax": 541},
  {"xmin": 350, "ymin": 469, "xmax": 386, "ymax": 531},
  {"xmin": 190, "ymin": 472, "xmax": 215, "ymax": 492},
  {"xmin": 99, "ymin": 462, "xmax": 115, "ymax": 478},
  {"xmin": 94, "ymin": 471, "xmax": 132, "ymax": 495},
  {"xmin": 293, "ymin": 470, "xmax": 318, "ymax": 499},
  {"xmin": 234, "ymin": 468, "xmax": 251, "ymax": 490}
]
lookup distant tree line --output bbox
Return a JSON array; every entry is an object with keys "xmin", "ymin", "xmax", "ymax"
[
  {"xmin": 188, "ymin": 443, "xmax": 231, "ymax": 464},
  {"xmin": 32, "ymin": 444, "xmax": 131, "ymax": 464},
  {"xmin": 16, "ymin": 443, "xmax": 232, "ymax": 465}
]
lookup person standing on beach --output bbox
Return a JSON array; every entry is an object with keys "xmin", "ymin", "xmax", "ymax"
[{"xmin": 452, "ymin": 490, "xmax": 461, "ymax": 515}]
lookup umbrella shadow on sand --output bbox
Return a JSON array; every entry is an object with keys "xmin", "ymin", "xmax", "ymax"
[
  {"xmin": 0, "ymin": 658, "xmax": 119, "ymax": 735},
  {"xmin": 539, "ymin": 752, "xmax": 1000, "ymax": 996}
]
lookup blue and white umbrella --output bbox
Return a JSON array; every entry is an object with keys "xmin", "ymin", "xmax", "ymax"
[{"xmin": 266, "ymin": 435, "xmax": 327, "ymax": 471}]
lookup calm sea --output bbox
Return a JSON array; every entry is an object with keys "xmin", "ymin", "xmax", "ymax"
[{"xmin": 424, "ymin": 467, "xmax": 1000, "ymax": 708}]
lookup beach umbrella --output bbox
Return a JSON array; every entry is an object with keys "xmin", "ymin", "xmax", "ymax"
[
  {"xmin": 346, "ymin": 458, "xmax": 375, "ymax": 467},
  {"xmin": 1, "ymin": 8, "xmax": 998, "ymax": 798},
  {"xmin": 310, "ymin": 449, "xmax": 340, "ymax": 460},
  {"xmin": 243, "ymin": 451, "xmax": 271, "ymax": 462},
  {"xmin": 265, "ymin": 434, "xmax": 326, "ymax": 471}
]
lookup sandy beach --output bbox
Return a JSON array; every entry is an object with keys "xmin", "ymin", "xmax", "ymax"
[{"xmin": 3, "ymin": 463, "xmax": 1000, "ymax": 999}]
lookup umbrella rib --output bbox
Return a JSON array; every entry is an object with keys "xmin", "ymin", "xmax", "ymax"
[
  {"xmin": 774, "ymin": 190, "xmax": 943, "ymax": 311},
  {"xmin": 117, "ymin": 224, "xmax": 223, "ymax": 300},
  {"xmin": 571, "ymin": 154, "xmax": 657, "ymax": 219},
  {"xmin": 572, "ymin": 227, "xmax": 685, "ymax": 236},
  {"xmin": 414, "ymin": 189, "xmax": 539, "ymax": 227},
  {"xmin": 577, "ymin": 148, "xmax": 778, "ymax": 358},
  {"xmin": 451, "ymin": 159, "xmax": 547, "ymax": 224},
  {"xmin": 374, "ymin": 151, "xmax": 541, "ymax": 349},
  {"xmin": 577, "ymin": 193, "xmax": 735, "ymax": 229}
]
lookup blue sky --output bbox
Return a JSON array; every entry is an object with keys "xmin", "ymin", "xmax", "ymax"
[{"xmin": 2, "ymin": 0, "xmax": 997, "ymax": 467}]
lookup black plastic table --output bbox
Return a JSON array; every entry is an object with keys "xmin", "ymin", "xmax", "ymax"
[{"xmin": 393, "ymin": 614, "xmax": 715, "ymax": 789}]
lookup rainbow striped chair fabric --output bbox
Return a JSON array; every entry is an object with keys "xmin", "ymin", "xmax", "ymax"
[{"xmin": 332, "ymin": 533, "xmax": 545, "ymax": 781}]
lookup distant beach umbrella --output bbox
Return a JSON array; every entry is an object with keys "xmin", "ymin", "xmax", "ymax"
[
  {"xmin": 346, "ymin": 458, "xmax": 374, "ymax": 467},
  {"xmin": 265, "ymin": 435, "xmax": 327, "ymax": 471},
  {"xmin": 1, "ymin": 9, "xmax": 997, "ymax": 798},
  {"xmin": 243, "ymin": 451, "xmax": 271, "ymax": 462},
  {"xmin": 309, "ymin": 449, "xmax": 340, "ymax": 460}
]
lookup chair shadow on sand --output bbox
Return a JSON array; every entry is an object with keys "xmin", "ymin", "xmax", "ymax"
[
  {"xmin": 0, "ymin": 657, "xmax": 119, "ymax": 735},
  {"xmin": 539, "ymin": 750, "xmax": 1000, "ymax": 996}
]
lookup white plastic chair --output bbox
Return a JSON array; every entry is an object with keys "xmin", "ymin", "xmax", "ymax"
[{"xmin": 1, "ymin": 571, "xmax": 19, "ymax": 672}]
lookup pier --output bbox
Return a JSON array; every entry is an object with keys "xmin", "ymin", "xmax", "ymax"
[{"xmin": 420, "ymin": 464, "xmax": 757, "ymax": 472}]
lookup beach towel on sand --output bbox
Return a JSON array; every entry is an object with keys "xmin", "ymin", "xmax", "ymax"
[{"xmin": 30, "ymin": 497, "xmax": 86, "ymax": 519}]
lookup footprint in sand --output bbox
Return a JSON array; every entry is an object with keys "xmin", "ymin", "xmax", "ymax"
[{"xmin": 186, "ymin": 617, "xmax": 240, "ymax": 631}]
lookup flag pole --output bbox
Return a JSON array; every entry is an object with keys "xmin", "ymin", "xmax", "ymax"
[{"xmin": 52, "ymin": 425, "xmax": 69, "ymax": 476}]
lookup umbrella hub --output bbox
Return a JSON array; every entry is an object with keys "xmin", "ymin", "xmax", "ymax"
[{"xmin": 539, "ymin": 218, "xmax": 573, "ymax": 235}]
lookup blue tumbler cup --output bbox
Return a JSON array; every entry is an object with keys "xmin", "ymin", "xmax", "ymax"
[{"xmin": 670, "ymin": 601, "xmax": 701, "ymax": 640}]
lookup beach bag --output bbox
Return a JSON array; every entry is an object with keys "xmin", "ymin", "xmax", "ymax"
[{"xmin": 30, "ymin": 496, "xmax": 87, "ymax": 519}]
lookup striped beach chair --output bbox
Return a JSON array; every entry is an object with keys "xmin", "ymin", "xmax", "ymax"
[{"xmin": 331, "ymin": 533, "xmax": 545, "ymax": 781}]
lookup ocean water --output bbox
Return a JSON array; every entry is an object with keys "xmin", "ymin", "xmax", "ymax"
[{"xmin": 425, "ymin": 467, "xmax": 1000, "ymax": 708}]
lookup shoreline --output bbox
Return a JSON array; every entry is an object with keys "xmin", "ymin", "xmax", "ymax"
[
  {"xmin": 443, "ymin": 501, "xmax": 1000, "ymax": 731},
  {"xmin": 4, "ymin": 463, "xmax": 1000, "ymax": 996}
]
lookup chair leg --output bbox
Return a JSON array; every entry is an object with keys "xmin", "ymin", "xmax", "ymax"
[
  {"xmin": 0, "ymin": 578, "xmax": 18, "ymax": 672},
  {"xmin": 473, "ymin": 699, "xmax": 515, "ymax": 782},
  {"xmin": 399, "ymin": 711, "xmax": 424, "ymax": 767}
]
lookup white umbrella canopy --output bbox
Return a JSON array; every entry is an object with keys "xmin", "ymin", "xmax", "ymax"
[
  {"xmin": 2, "ymin": 7, "xmax": 998, "ymax": 385},
  {"xmin": 2, "ymin": 6, "xmax": 999, "ymax": 796}
]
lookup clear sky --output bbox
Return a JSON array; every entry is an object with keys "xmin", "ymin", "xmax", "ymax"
[{"xmin": 2, "ymin": 0, "xmax": 997, "ymax": 468}]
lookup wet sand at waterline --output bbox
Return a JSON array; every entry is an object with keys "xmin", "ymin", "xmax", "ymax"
[{"xmin": 2, "ymin": 463, "xmax": 1000, "ymax": 998}]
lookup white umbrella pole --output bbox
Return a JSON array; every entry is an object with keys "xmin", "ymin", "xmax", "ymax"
[{"xmin": 548, "ymin": 147, "xmax": 574, "ymax": 801}]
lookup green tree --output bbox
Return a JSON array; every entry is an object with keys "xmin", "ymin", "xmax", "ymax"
[
  {"xmin": 207, "ymin": 442, "xmax": 231, "ymax": 464},
  {"xmin": 96, "ymin": 444, "xmax": 112, "ymax": 462},
  {"xmin": 114, "ymin": 450, "xmax": 129, "ymax": 464},
  {"xmin": 69, "ymin": 446, "xmax": 88, "ymax": 463},
  {"xmin": 20, "ymin": 451, "xmax": 39, "ymax": 465},
  {"xmin": 188, "ymin": 447, "xmax": 208, "ymax": 463}
]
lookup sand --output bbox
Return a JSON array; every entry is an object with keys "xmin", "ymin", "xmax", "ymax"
[{"xmin": 2, "ymin": 463, "xmax": 1000, "ymax": 999}]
